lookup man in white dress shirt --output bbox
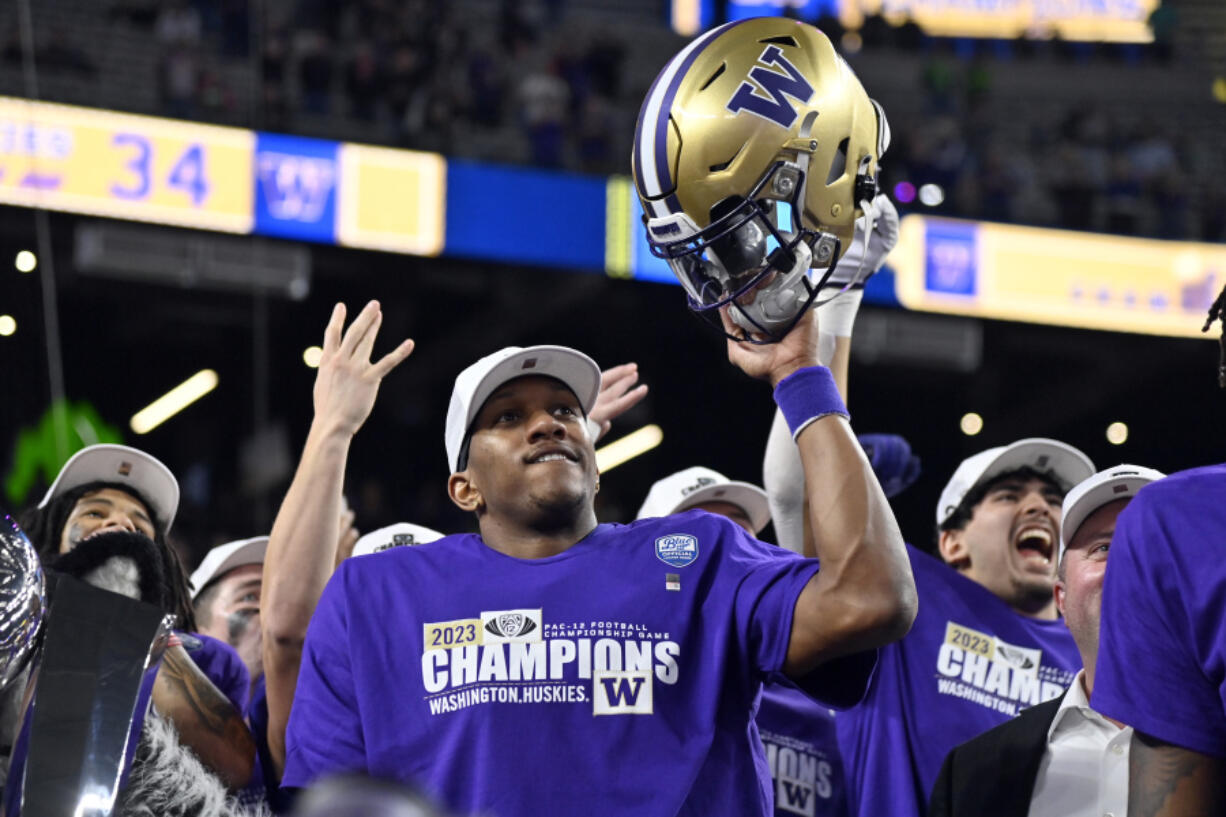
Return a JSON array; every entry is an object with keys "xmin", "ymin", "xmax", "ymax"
[{"xmin": 929, "ymin": 464, "xmax": 1164, "ymax": 817}]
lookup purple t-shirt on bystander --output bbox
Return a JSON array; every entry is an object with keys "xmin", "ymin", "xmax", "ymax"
[
  {"xmin": 836, "ymin": 544, "xmax": 1082, "ymax": 817},
  {"xmin": 1092, "ymin": 464, "xmax": 1226, "ymax": 758},
  {"xmin": 757, "ymin": 680, "xmax": 848, "ymax": 817},
  {"xmin": 283, "ymin": 511, "xmax": 873, "ymax": 817}
]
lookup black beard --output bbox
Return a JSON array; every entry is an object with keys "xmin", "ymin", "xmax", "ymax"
[
  {"xmin": 50, "ymin": 530, "xmax": 169, "ymax": 612},
  {"xmin": 524, "ymin": 484, "xmax": 592, "ymax": 534}
]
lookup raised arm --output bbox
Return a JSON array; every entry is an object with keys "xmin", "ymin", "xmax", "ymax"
[
  {"xmin": 1128, "ymin": 731, "xmax": 1226, "ymax": 817},
  {"xmin": 762, "ymin": 194, "xmax": 898, "ymax": 557},
  {"xmin": 261, "ymin": 300, "xmax": 413, "ymax": 775},
  {"xmin": 152, "ymin": 642, "xmax": 256, "ymax": 788},
  {"xmin": 724, "ymin": 306, "xmax": 916, "ymax": 678}
]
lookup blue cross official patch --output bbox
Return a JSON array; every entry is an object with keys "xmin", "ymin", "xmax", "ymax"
[{"xmin": 655, "ymin": 534, "xmax": 699, "ymax": 568}]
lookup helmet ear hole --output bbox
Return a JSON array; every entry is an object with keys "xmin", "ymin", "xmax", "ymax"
[{"xmin": 825, "ymin": 138, "xmax": 849, "ymax": 185}]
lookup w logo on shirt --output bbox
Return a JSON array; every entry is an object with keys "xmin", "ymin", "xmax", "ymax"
[
  {"xmin": 777, "ymin": 778, "xmax": 816, "ymax": 817},
  {"xmin": 725, "ymin": 45, "xmax": 814, "ymax": 129},
  {"xmin": 593, "ymin": 670, "xmax": 653, "ymax": 715}
]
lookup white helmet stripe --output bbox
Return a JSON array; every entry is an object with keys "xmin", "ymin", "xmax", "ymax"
[{"xmin": 635, "ymin": 20, "xmax": 741, "ymax": 203}]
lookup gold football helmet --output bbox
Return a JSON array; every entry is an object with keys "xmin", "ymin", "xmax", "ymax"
[{"xmin": 633, "ymin": 17, "xmax": 889, "ymax": 340}]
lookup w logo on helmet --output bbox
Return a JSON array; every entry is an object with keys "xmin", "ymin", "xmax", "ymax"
[{"xmin": 725, "ymin": 45, "xmax": 814, "ymax": 129}]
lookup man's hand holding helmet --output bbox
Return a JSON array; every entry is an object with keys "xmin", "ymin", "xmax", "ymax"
[{"xmin": 721, "ymin": 303, "xmax": 820, "ymax": 387}]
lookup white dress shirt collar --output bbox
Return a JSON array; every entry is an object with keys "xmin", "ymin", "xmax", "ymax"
[{"xmin": 1028, "ymin": 670, "xmax": 1131, "ymax": 817}]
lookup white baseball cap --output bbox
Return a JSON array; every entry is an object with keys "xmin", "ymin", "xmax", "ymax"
[
  {"xmin": 189, "ymin": 536, "xmax": 269, "ymax": 598},
  {"xmin": 39, "ymin": 444, "xmax": 180, "ymax": 533},
  {"xmin": 351, "ymin": 522, "xmax": 446, "ymax": 558},
  {"xmin": 637, "ymin": 466, "xmax": 772, "ymax": 535},
  {"xmin": 1058, "ymin": 464, "xmax": 1165, "ymax": 561},
  {"xmin": 445, "ymin": 345, "xmax": 602, "ymax": 473},
  {"xmin": 936, "ymin": 438, "xmax": 1095, "ymax": 527}
]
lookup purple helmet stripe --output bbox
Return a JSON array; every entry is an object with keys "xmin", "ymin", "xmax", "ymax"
[
  {"xmin": 633, "ymin": 54, "xmax": 673, "ymax": 201},
  {"xmin": 635, "ymin": 20, "xmax": 745, "ymax": 209}
]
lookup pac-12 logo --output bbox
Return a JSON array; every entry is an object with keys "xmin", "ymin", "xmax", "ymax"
[
  {"xmin": 725, "ymin": 45, "xmax": 814, "ymax": 129},
  {"xmin": 656, "ymin": 534, "xmax": 698, "ymax": 567},
  {"xmin": 480, "ymin": 609, "xmax": 542, "ymax": 643}
]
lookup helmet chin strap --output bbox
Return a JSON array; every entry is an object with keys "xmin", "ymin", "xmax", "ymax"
[{"xmin": 849, "ymin": 193, "xmax": 877, "ymax": 287}]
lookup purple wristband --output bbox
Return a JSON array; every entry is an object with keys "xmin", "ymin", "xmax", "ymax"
[{"xmin": 773, "ymin": 366, "xmax": 849, "ymax": 438}]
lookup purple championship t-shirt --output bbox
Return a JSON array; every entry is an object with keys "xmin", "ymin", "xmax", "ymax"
[
  {"xmin": 1092, "ymin": 464, "xmax": 1226, "ymax": 758},
  {"xmin": 757, "ymin": 681, "xmax": 848, "ymax": 817},
  {"xmin": 836, "ymin": 544, "xmax": 1082, "ymax": 817},
  {"xmin": 283, "ymin": 511, "xmax": 872, "ymax": 817}
]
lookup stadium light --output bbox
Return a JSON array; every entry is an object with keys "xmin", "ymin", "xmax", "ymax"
[
  {"xmin": 130, "ymin": 369, "xmax": 218, "ymax": 434},
  {"xmin": 303, "ymin": 346, "xmax": 323, "ymax": 368},
  {"xmin": 14, "ymin": 251, "xmax": 36, "ymax": 273},
  {"xmin": 918, "ymin": 184, "xmax": 945, "ymax": 207},
  {"xmin": 0, "ymin": 315, "xmax": 15, "ymax": 336},
  {"xmin": 595, "ymin": 424, "xmax": 663, "ymax": 473},
  {"xmin": 960, "ymin": 412, "xmax": 984, "ymax": 436},
  {"xmin": 1106, "ymin": 421, "xmax": 1129, "ymax": 445}
]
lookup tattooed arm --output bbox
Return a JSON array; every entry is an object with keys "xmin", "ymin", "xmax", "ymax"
[
  {"xmin": 151, "ymin": 643, "xmax": 256, "ymax": 789},
  {"xmin": 1129, "ymin": 731, "xmax": 1226, "ymax": 817}
]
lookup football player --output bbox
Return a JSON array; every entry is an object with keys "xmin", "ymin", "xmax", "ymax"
[{"xmin": 282, "ymin": 319, "xmax": 916, "ymax": 815}]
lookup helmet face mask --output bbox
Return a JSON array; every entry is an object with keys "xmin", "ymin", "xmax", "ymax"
[
  {"xmin": 647, "ymin": 159, "xmax": 837, "ymax": 341},
  {"xmin": 634, "ymin": 18, "xmax": 888, "ymax": 342}
]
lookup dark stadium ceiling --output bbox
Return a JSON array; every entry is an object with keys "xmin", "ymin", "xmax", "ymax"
[{"xmin": 1, "ymin": 206, "xmax": 1221, "ymax": 559}]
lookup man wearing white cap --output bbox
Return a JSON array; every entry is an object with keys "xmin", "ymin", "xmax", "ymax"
[
  {"xmin": 636, "ymin": 466, "xmax": 772, "ymax": 535},
  {"xmin": 19, "ymin": 443, "xmax": 257, "ymax": 789},
  {"xmin": 834, "ymin": 438, "xmax": 1094, "ymax": 817},
  {"xmin": 283, "ymin": 304, "xmax": 917, "ymax": 817},
  {"xmin": 350, "ymin": 522, "xmax": 445, "ymax": 557},
  {"xmin": 929, "ymin": 464, "xmax": 1164, "ymax": 817},
  {"xmin": 192, "ymin": 536, "xmax": 269, "ymax": 683}
]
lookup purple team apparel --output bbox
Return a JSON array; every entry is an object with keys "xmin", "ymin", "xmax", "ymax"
[
  {"xmin": 836, "ymin": 545, "xmax": 1081, "ymax": 817},
  {"xmin": 283, "ymin": 511, "xmax": 873, "ymax": 817},
  {"xmin": 1092, "ymin": 464, "xmax": 1226, "ymax": 758},
  {"xmin": 757, "ymin": 681, "xmax": 848, "ymax": 817},
  {"xmin": 183, "ymin": 631, "xmax": 250, "ymax": 714}
]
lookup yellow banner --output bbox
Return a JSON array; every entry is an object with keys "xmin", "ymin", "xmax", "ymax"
[
  {"xmin": 336, "ymin": 143, "xmax": 445, "ymax": 257},
  {"xmin": 891, "ymin": 215, "xmax": 1223, "ymax": 339},
  {"xmin": 0, "ymin": 96, "xmax": 253, "ymax": 232},
  {"xmin": 842, "ymin": 0, "xmax": 1160, "ymax": 43}
]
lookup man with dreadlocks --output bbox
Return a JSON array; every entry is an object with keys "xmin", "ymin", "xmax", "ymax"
[
  {"xmin": 18, "ymin": 443, "xmax": 257, "ymax": 790},
  {"xmin": 1084, "ymin": 293, "xmax": 1226, "ymax": 817}
]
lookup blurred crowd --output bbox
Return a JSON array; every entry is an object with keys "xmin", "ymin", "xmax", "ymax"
[
  {"xmin": 888, "ymin": 96, "xmax": 1219, "ymax": 242},
  {"xmin": 5, "ymin": 0, "xmax": 1220, "ymax": 241}
]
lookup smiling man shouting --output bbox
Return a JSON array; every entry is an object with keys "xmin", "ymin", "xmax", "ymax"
[
  {"xmin": 282, "ymin": 308, "xmax": 916, "ymax": 817},
  {"xmin": 835, "ymin": 438, "xmax": 1093, "ymax": 817}
]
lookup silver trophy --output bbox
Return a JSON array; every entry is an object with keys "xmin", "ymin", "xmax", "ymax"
[{"xmin": 0, "ymin": 514, "xmax": 172, "ymax": 817}]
